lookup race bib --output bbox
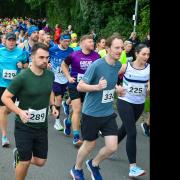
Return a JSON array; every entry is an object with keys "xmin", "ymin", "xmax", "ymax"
[
  {"xmin": 126, "ymin": 83, "xmax": 145, "ymax": 96},
  {"xmin": 56, "ymin": 67, "xmax": 66, "ymax": 79},
  {"xmin": 102, "ymin": 89, "xmax": 115, "ymax": 103},
  {"xmin": 3, "ymin": 69, "xmax": 17, "ymax": 80},
  {"xmin": 77, "ymin": 73, "xmax": 84, "ymax": 82},
  {"xmin": 57, "ymin": 67, "xmax": 63, "ymax": 75},
  {"xmin": 27, "ymin": 108, "xmax": 47, "ymax": 123}
]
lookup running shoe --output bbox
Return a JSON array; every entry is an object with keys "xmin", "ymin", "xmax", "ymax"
[
  {"xmin": 54, "ymin": 119, "xmax": 64, "ymax": 131},
  {"xmin": 129, "ymin": 165, "xmax": 146, "ymax": 177},
  {"xmin": 13, "ymin": 148, "xmax": 20, "ymax": 168},
  {"xmin": 141, "ymin": 123, "xmax": 150, "ymax": 137},
  {"xmin": 73, "ymin": 135, "xmax": 83, "ymax": 147},
  {"xmin": 63, "ymin": 117, "xmax": 71, "ymax": 136},
  {"xmin": 2, "ymin": 136, "xmax": 10, "ymax": 147},
  {"xmin": 86, "ymin": 159, "xmax": 103, "ymax": 180},
  {"xmin": 62, "ymin": 100, "xmax": 70, "ymax": 116},
  {"xmin": 70, "ymin": 165, "xmax": 85, "ymax": 180}
]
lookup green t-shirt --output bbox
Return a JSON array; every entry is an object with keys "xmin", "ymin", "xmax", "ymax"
[{"xmin": 7, "ymin": 68, "xmax": 54, "ymax": 129}]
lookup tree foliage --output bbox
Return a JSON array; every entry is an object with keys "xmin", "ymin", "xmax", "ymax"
[
  {"xmin": 0, "ymin": 0, "xmax": 150, "ymax": 40},
  {"xmin": 136, "ymin": 0, "xmax": 150, "ymax": 39},
  {"xmin": 0, "ymin": 0, "xmax": 45, "ymax": 18}
]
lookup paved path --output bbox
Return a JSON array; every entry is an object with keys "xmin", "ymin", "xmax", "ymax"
[{"xmin": 0, "ymin": 109, "xmax": 149, "ymax": 180}]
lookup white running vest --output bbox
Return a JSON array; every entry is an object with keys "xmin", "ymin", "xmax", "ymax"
[{"xmin": 118, "ymin": 62, "xmax": 150, "ymax": 104}]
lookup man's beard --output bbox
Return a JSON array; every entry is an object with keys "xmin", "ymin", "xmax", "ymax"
[
  {"xmin": 39, "ymin": 63, "xmax": 47, "ymax": 69},
  {"xmin": 32, "ymin": 37, "xmax": 39, "ymax": 43}
]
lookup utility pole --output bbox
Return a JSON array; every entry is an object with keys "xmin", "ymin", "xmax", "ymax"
[{"xmin": 133, "ymin": 0, "xmax": 139, "ymax": 32}]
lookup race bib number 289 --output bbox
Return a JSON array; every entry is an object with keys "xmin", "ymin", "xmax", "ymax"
[
  {"xmin": 27, "ymin": 108, "xmax": 47, "ymax": 123},
  {"xmin": 3, "ymin": 69, "xmax": 17, "ymax": 80},
  {"xmin": 102, "ymin": 89, "xmax": 115, "ymax": 103}
]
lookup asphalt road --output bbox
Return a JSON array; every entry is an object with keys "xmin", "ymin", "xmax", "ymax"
[{"xmin": 0, "ymin": 109, "xmax": 150, "ymax": 180}]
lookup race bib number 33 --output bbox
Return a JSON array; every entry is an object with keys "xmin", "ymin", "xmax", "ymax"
[
  {"xmin": 27, "ymin": 108, "xmax": 47, "ymax": 123},
  {"xmin": 3, "ymin": 69, "xmax": 17, "ymax": 80},
  {"xmin": 102, "ymin": 89, "xmax": 115, "ymax": 103}
]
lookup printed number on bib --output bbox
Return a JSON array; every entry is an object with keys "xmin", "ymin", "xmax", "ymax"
[
  {"xmin": 102, "ymin": 89, "xmax": 115, "ymax": 103},
  {"xmin": 58, "ymin": 68, "xmax": 64, "ymax": 75},
  {"xmin": 77, "ymin": 73, "xmax": 84, "ymax": 82},
  {"xmin": 127, "ymin": 84, "xmax": 145, "ymax": 96},
  {"xmin": 56, "ymin": 68, "xmax": 64, "ymax": 78},
  {"xmin": 28, "ymin": 108, "xmax": 46, "ymax": 123},
  {"xmin": 3, "ymin": 70, "xmax": 17, "ymax": 80}
]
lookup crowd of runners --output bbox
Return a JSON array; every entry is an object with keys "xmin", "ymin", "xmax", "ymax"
[{"xmin": 0, "ymin": 17, "xmax": 150, "ymax": 180}]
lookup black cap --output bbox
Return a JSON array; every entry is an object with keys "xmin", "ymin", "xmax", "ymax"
[{"xmin": 5, "ymin": 32, "xmax": 16, "ymax": 40}]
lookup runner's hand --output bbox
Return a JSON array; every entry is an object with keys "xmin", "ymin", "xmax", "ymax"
[
  {"xmin": 97, "ymin": 77, "xmax": 107, "ymax": 90},
  {"xmin": 116, "ymin": 85, "xmax": 126, "ymax": 97},
  {"xmin": 19, "ymin": 110, "xmax": 29, "ymax": 123},
  {"xmin": 17, "ymin": 62, "xmax": 23, "ymax": 69},
  {"xmin": 47, "ymin": 63, "xmax": 51, "ymax": 69},
  {"xmin": 68, "ymin": 76, "xmax": 76, "ymax": 83},
  {"xmin": 51, "ymin": 106, "xmax": 59, "ymax": 118}
]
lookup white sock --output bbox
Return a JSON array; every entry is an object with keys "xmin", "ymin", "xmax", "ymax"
[
  {"xmin": 75, "ymin": 165, "xmax": 82, "ymax": 170},
  {"xmin": 55, "ymin": 119, "xmax": 60, "ymax": 123}
]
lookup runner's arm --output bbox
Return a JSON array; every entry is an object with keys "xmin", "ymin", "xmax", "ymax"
[
  {"xmin": 146, "ymin": 80, "xmax": 150, "ymax": 96},
  {"xmin": 1, "ymin": 90, "xmax": 29, "ymax": 123},
  {"xmin": 49, "ymin": 91, "xmax": 56, "ymax": 106},
  {"xmin": 115, "ymin": 84, "xmax": 125, "ymax": 97},
  {"xmin": 147, "ymin": 80, "xmax": 150, "ymax": 92},
  {"xmin": 77, "ymin": 77, "xmax": 107, "ymax": 92},
  {"xmin": 61, "ymin": 61, "xmax": 70, "ymax": 79},
  {"xmin": 118, "ymin": 64, "xmax": 127, "ymax": 75},
  {"xmin": 1, "ymin": 89, "xmax": 22, "ymax": 115},
  {"xmin": 49, "ymin": 91, "xmax": 59, "ymax": 118},
  {"xmin": 77, "ymin": 80, "xmax": 99, "ymax": 92},
  {"xmin": 61, "ymin": 61, "xmax": 75, "ymax": 83}
]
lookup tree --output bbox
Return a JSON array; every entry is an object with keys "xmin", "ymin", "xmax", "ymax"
[
  {"xmin": 136, "ymin": 0, "xmax": 150, "ymax": 39},
  {"xmin": 23, "ymin": 0, "xmax": 150, "ymax": 39}
]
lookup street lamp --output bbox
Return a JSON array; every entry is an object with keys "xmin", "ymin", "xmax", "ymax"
[{"xmin": 133, "ymin": 0, "xmax": 139, "ymax": 32}]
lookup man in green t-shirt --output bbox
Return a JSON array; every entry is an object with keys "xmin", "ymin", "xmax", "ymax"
[{"xmin": 1, "ymin": 42, "xmax": 58, "ymax": 180}]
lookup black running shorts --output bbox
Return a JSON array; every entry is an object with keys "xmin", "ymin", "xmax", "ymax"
[
  {"xmin": 81, "ymin": 113, "xmax": 118, "ymax": 141},
  {"xmin": 14, "ymin": 121, "xmax": 48, "ymax": 161}
]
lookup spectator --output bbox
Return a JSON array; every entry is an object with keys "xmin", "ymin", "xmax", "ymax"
[
  {"xmin": 128, "ymin": 31, "xmax": 140, "ymax": 48},
  {"xmin": 69, "ymin": 33, "xmax": 78, "ymax": 48},
  {"xmin": 143, "ymin": 32, "xmax": 150, "ymax": 47},
  {"xmin": 54, "ymin": 24, "xmax": 62, "ymax": 44}
]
